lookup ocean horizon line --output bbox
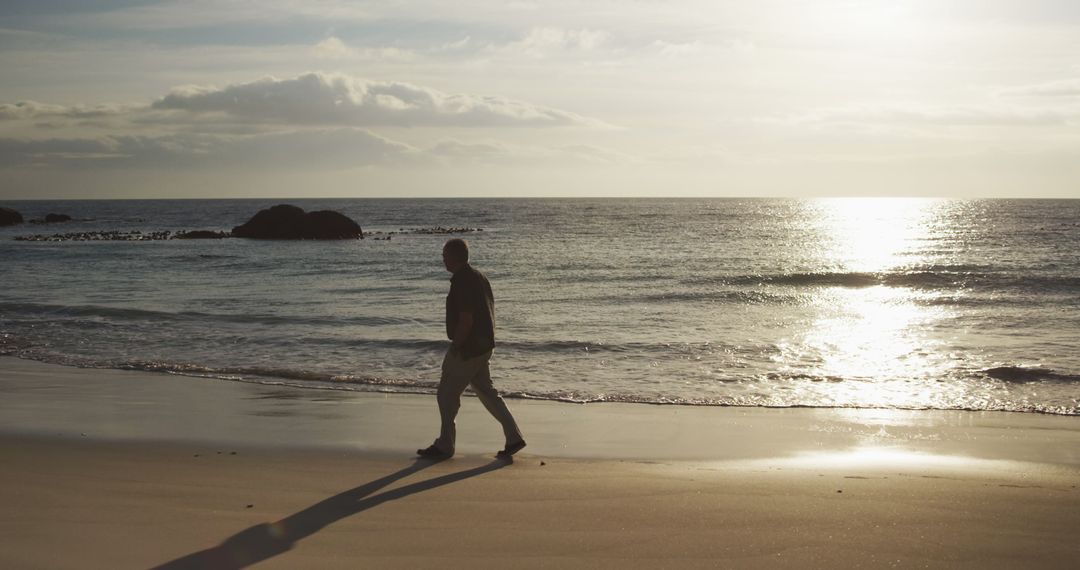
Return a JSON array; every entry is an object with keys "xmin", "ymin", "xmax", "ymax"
[{"xmin": 4, "ymin": 196, "xmax": 1080, "ymax": 202}]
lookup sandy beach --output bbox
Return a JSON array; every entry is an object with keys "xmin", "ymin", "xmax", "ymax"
[{"xmin": 2, "ymin": 357, "xmax": 1079, "ymax": 568}]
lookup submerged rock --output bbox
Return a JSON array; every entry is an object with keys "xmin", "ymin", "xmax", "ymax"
[
  {"xmin": 16, "ymin": 230, "xmax": 173, "ymax": 241},
  {"xmin": 13, "ymin": 229, "xmax": 238, "ymax": 242},
  {"xmin": 0, "ymin": 207, "xmax": 23, "ymax": 226},
  {"xmin": 175, "ymin": 230, "xmax": 230, "ymax": 239},
  {"xmin": 231, "ymin": 204, "xmax": 363, "ymax": 240},
  {"xmin": 367, "ymin": 227, "xmax": 484, "ymax": 237}
]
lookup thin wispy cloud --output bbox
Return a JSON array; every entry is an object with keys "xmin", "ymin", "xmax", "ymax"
[
  {"xmin": 311, "ymin": 37, "xmax": 416, "ymax": 62},
  {"xmin": 0, "ymin": 129, "xmax": 415, "ymax": 169},
  {"xmin": 0, "ymin": 100, "xmax": 132, "ymax": 121},
  {"xmin": 151, "ymin": 72, "xmax": 600, "ymax": 127},
  {"xmin": 785, "ymin": 104, "xmax": 1077, "ymax": 129},
  {"xmin": 1000, "ymin": 79, "xmax": 1080, "ymax": 97}
]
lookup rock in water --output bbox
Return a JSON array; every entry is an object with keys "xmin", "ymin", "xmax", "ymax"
[
  {"xmin": 232, "ymin": 204, "xmax": 306, "ymax": 239},
  {"xmin": 0, "ymin": 207, "xmax": 23, "ymax": 226},
  {"xmin": 303, "ymin": 210, "xmax": 365, "ymax": 240},
  {"xmin": 231, "ymin": 204, "xmax": 363, "ymax": 240},
  {"xmin": 44, "ymin": 213, "xmax": 72, "ymax": 223},
  {"xmin": 174, "ymin": 230, "xmax": 230, "ymax": 239}
]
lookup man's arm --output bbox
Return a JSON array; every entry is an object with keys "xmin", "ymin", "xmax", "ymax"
[{"xmin": 451, "ymin": 311, "xmax": 474, "ymax": 352}]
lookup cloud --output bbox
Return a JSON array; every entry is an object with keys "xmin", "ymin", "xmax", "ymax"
[
  {"xmin": 430, "ymin": 139, "xmax": 510, "ymax": 158},
  {"xmin": 226, "ymin": 129, "xmax": 416, "ymax": 166},
  {"xmin": 0, "ymin": 128, "xmax": 415, "ymax": 169},
  {"xmin": 926, "ymin": 0, "xmax": 1080, "ymax": 25},
  {"xmin": 785, "ymin": 104, "xmax": 1075, "ymax": 128},
  {"xmin": 0, "ymin": 71, "xmax": 614, "ymax": 174},
  {"xmin": 553, "ymin": 144, "xmax": 627, "ymax": 163},
  {"xmin": 651, "ymin": 38, "xmax": 755, "ymax": 58},
  {"xmin": 512, "ymin": 27, "xmax": 611, "ymax": 57},
  {"xmin": 1001, "ymin": 78, "xmax": 1080, "ymax": 97},
  {"xmin": 311, "ymin": 36, "xmax": 415, "ymax": 61},
  {"xmin": 312, "ymin": 36, "xmax": 353, "ymax": 59},
  {"xmin": 440, "ymin": 36, "xmax": 472, "ymax": 52},
  {"xmin": 0, "ymin": 129, "xmax": 631, "ymax": 172},
  {"xmin": 151, "ymin": 72, "xmax": 597, "ymax": 127},
  {"xmin": 427, "ymin": 138, "xmax": 630, "ymax": 166},
  {"xmin": 652, "ymin": 40, "xmax": 706, "ymax": 57},
  {"xmin": 0, "ymin": 100, "xmax": 125, "ymax": 121},
  {"xmin": 0, "ymin": 136, "xmax": 122, "ymax": 164}
]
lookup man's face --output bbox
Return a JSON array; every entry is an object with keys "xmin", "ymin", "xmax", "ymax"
[{"xmin": 442, "ymin": 248, "xmax": 455, "ymax": 272}]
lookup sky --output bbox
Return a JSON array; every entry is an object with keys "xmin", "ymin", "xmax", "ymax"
[{"xmin": 1, "ymin": 0, "xmax": 1079, "ymax": 199}]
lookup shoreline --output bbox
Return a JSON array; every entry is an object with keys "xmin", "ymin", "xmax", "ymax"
[
  {"xmin": 4, "ymin": 356, "xmax": 1080, "ymax": 463},
  {"xmin": 2, "ymin": 356, "xmax": 1080, "ymax": 464},
  {"xmin": 3, "ymin": 353, "xmax": 1078, "ymax": 417},
  {"xmin": 3, "ymin": 356, "xmax": 1080, "ymax": 568}
]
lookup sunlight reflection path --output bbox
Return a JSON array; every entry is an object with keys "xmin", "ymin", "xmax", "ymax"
[
  {"xmin": 809, "ymin": 197, "xmax": 940, "ymax": 273},
  {"xmin": 772, "ymin": 199, "xmax": 960, "ymax": 408},
  {"xmin": 744, "ymin": 445, "xmax": 1028, "ymax": 473}
]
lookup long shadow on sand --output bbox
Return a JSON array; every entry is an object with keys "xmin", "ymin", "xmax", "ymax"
[{"xmin": 154, "ymin": 457, "xmax": 508, "ymax": 569}]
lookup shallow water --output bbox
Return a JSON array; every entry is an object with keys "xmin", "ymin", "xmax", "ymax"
[{"xmin": 2, "ymin": 198, "xmax": 1078, "ymax": 414}]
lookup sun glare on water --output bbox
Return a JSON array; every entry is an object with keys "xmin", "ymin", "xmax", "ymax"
[
  {"xmin": 776, "ymin": 198, "xmax": 954, "ymax": 406},
  {"xmin": 810, "ymin": 197, "xmax": 938, "ymax": 274}
]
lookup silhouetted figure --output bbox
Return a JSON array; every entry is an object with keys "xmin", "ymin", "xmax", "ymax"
[{"xmin": 418, "ymin": 238, "xmax": 525, "ymax": 459}]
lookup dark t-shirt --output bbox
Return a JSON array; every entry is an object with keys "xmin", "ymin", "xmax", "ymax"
[{"xmin": 445, "ymin": 264, "xmax": 495, "ymax": 358}]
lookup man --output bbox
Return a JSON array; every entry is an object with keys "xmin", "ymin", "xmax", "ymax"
[{"xmin": 417, "ymin": 238, "xmax": 526, "ymax": 460}]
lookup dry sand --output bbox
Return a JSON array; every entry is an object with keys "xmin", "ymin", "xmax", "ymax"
[{"xmin": 1, "ymin": 357, "xmax": 1079, "ymax": 568}]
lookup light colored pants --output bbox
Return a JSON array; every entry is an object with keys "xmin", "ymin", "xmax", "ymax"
[{"xmin": 434, "ymin": 349, "xmax": 522, "ymax": 454}]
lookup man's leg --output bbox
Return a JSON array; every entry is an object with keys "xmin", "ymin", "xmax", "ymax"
[
  {"xmin": 433, "ymin": 349, "xmax": 474, "ymax": 455},
  {"xmin": 469, "ymin": 352, "xmax": 524, "ymax": 446}
]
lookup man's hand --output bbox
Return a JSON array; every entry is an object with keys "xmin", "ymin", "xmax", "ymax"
[{"xmin": 451, "ymin": 311, "xmax": 474, "ymax": 352}]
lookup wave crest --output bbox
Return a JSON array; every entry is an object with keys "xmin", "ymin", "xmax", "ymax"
[{"xmin": 983, "ymin": 366, "xmax": 1080, "ymax": 383}]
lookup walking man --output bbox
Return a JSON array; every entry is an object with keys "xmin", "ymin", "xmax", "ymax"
[{"xmin": 418, "ymin": 238, "xmax": 526, "ymax": 460}]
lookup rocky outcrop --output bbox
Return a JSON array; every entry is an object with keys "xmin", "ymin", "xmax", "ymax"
[
  {"xmin": 0, "ymin": 207, "xmax": 23, "ymax": 226},
  {"xmin": 231, "ymin": 204, "xmax": 363, "ymax": 240},
  {"xmin": 30, "ymin": 213, "xmax": 74, "ymax": 224}
]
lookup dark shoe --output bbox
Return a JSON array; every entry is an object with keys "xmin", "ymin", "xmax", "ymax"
[
  {"xmin": 496, "ymin": 440, "xmax": 526, "ymax": 458},
  {"xmin": 416, "ymin": 445, "xmax": 452, "ymax": 460}
]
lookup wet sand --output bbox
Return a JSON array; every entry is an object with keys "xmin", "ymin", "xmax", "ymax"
[{"xmin": 1, "ymin": 357, "xmax": 1079, "ymax": 568}]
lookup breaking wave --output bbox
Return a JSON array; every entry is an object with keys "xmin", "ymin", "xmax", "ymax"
[
  {"xmin": 983, "ymin": 366, "xmax": 1080, "ymax": 383},
  {"xmin": 1, "ymin": 352, "xmax": 1076, "ymax": 415}
]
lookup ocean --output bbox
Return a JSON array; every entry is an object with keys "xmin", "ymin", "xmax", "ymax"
[{"xmin": 1, "ymin": 198, "xmax": 1078, "ymax": 415}]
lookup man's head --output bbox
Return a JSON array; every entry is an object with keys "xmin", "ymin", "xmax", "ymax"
[{"xmin": 442, "ymin": 238, "xmax": 469, "ymax": 273}]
